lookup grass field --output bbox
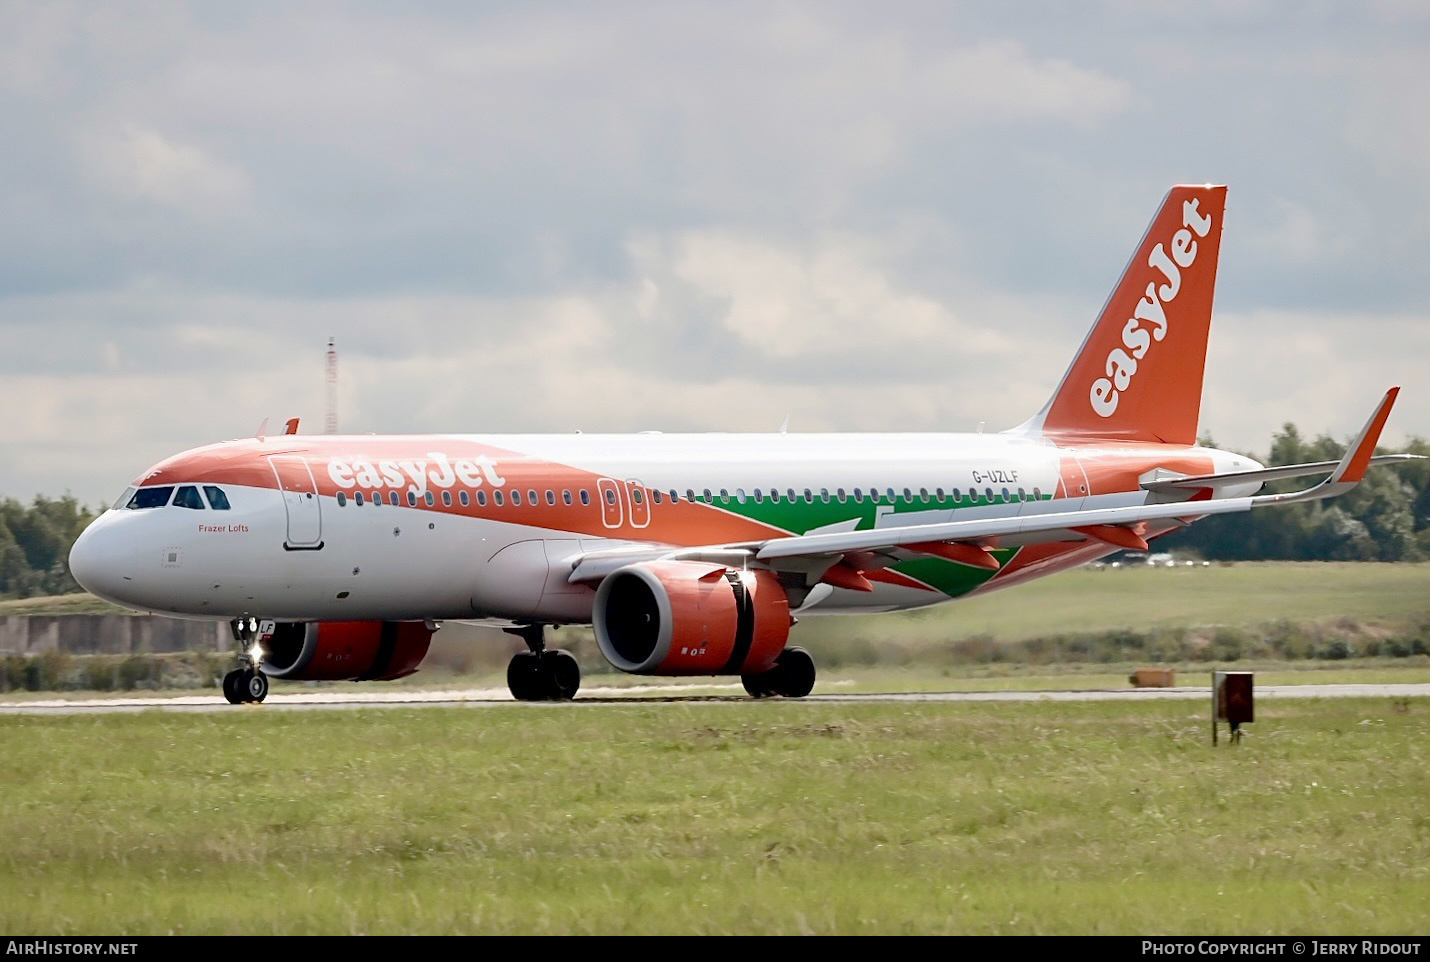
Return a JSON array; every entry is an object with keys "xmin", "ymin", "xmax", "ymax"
[
  {"xmin": 3, "ymin": 696, "xmax": 1428, "ymax": 935},
  {"xmin": 793, "ymin": 561, "xmax": 1430, "ymax": 645}
]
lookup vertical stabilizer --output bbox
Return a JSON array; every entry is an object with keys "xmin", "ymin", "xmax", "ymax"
[{"xmin": 1017, "ymin": 185, "xmax": 1227, "ymax": 444}]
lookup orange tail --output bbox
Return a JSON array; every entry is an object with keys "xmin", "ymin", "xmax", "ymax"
[{"xmin": 1019, "ymin": 185, "xmax": 1227, "ymax": 445}]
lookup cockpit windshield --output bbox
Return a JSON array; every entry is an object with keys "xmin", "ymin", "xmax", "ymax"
[
  {"xmin": 173, "ymin": 485, "xmax": 205, "ymax": 509},
  {"xmin": 119, "ymin": 483, "xmax": 233, "ymax": 510},
  {"xmin": 126, "ymin": 486, "xmax": 175, "ymax": 509}
]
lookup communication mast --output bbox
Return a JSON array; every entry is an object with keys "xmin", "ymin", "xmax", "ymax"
[{"xmin": 325, "ymin": 337, "xmax": 338, "ymax": 434}]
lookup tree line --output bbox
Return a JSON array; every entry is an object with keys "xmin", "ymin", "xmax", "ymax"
[
  {"xmin": 0, "ymin": 425, "xmax": 1426, "ymax": 600},
  {"xmin": 1161, "ymin": 427, "xmax": 1430, "ymax": 561},
  {"xmin": 0, "ymin": 495, "xmax": 96, "ymax": 598}
]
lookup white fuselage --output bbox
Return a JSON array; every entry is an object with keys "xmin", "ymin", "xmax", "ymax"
[{"xmin": 68, "ymin": 430, "xmax": 1260, "ymax": 626}]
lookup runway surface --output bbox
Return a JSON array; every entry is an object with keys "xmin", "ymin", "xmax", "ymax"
[{"xmin": 3, "ymin": 682, "xmax": 1429, "ymax": 715}]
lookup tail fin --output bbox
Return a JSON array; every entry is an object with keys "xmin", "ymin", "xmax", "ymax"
[{"xmin": 1017, "ymin": 185, "xmax": 1227, "ymax": 444}]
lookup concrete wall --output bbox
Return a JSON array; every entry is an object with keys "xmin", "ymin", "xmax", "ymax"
[{"xmin": 0, "ymin": 615, "xmax": 227, "ymax": 655}]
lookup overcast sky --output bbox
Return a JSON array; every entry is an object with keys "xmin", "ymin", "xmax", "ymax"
[{"xmin": 2, "ymin": 1, "xmax": 1427, "ymax": 506}]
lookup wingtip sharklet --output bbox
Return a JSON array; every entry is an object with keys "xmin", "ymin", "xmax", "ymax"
[{"xmin": 1332, "ymin": 386, "xmax": 1400, "ymax": 485}]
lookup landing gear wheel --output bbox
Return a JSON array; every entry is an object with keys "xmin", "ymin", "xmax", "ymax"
[
  {"xmin": 772, "ymin": 646, "xmax": 815, "ymax": 698},
  {"xmin": 741, "ymin": 673, "xmax": 773, "ymax": 698},
  {"xmin": 541, "ymin": 649, "xmax": 580, "ymax": 701},
  {"xmin": 507, "ymin": 651, "xmax": 545, "ymax": 702},
  {"xmin": 222, "ymin": 669, "xmax": 246, "ymax": 705},
  {"xmin": 741, "ymin": 646, "xmax": 816, "ymax": 699},
  {"xmin": 245, "ymin": 669, "xmax": 269, "ymax": 703},
  {"xmin": 504, "ymin": 625, "xmax": 581, "ymax": 702}
]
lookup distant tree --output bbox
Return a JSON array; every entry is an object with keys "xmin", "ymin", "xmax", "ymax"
[
  {"xmin": 1160, "ymin": 429, "xmax": 1427, "ymax": 562},
  {"xmin": 0, "ymin": 496, "xmax": 98, "ymax": 598}
]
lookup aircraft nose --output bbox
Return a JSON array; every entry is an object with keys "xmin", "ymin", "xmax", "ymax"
[{"xmin": 68, "ymin": 514, "xmax": 137, "ymax": 606}]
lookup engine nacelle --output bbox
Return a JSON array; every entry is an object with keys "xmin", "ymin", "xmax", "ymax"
[
  {"xmin": 259, "ymin": 620, "xmax": 435, "ymax": 681},
  {"xmin": 593, "ymin": 561, "xmax": 790, "ymax": 675}
]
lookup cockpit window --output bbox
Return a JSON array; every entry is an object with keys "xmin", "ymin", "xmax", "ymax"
[
  {"xmin": 203, "ymin": 486, "xmax": 231, "ymax": 510},
  {"xmin": 126, "ymin": 486, "xmax": 174, "ymax": 509},
  {"xmin": 173, "ymin": 486, "xmax": 205, "ymax": 510},
  {"xmin": 112, "ymin": 487, "xmax": 136, "ymax": 510}
]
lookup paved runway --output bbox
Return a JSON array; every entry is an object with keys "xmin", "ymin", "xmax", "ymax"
[{"xmin": 3, "ymin": 682, "xmax": 1428, "ymax": 714}]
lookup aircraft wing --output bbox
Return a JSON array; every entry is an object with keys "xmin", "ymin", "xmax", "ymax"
[
  {"xmin": 568, "ymin": 388, "xmax": 1406, "ymax": 585},
  {"xmin": 1141, "ymin": 454, "xmax": 1420, "ymax": 494}
]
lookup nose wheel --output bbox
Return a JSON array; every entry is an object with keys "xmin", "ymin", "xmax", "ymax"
[
  {"xmin": 222, "ymin": 667, "xmax": 270, "ymax": 704},
  {"xmin": 223, "ymin": 616, "xmax": 271, "ymax": 705}
]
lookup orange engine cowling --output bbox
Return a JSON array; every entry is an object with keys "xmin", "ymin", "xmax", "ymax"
[
  {"xmin": 260, "ymin": 621, "xmax": 435, "ymax": 681},
  {"xmin": 593, "ymin": 561, "xmax": 790, "ymax": 675}
]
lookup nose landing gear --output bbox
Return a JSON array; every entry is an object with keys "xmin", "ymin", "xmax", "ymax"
[{"xmin": 223, "ymin": 617, "xmax": 271, "ymax": 705}]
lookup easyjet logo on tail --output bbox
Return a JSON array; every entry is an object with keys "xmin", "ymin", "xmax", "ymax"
[{"xmin": 1089, "ymin": 199, "xmax": 1214, "ymax": 418}]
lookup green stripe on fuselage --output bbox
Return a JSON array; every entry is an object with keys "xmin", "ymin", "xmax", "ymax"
[{"xmin": 710, "ymin": 491, "xmax": 1037, "ymax": 598}]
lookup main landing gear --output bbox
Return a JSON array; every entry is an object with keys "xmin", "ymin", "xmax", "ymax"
[
  {"xmin": 222, "ymin": 616, "xmax": 270, "ymax": 705},
  {"xmin": 504, "ymin": 625, "xmax": 580, "ymax": 702},
  {"xmin": 741, "ymin": 646, "xmax": 816, "ymax": 698}
]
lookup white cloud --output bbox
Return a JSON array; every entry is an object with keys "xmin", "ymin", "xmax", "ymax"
[{"xmin": 79, "ymin": 124, "xmax": 251, "ymax": 216}]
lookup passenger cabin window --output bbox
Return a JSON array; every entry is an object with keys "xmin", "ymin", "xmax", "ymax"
[
  {"xmin": 172, "ymin": 486, "xmax": 204, "ymax": 510},
  {"xmin": 337, "ymin": 492, "xmax": 347, "ymax": 507},
  {"xmin": 127, "ymin": 486, "xmax": 174, "ymax": 509},
  {"xmin": 580, "ymin": 490, "xmax": 590, "ymax": 506}
]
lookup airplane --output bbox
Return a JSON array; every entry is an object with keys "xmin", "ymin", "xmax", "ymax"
[{"xmin": 67, "ymin": 184, "xmax": 1419, "ymax": 705}]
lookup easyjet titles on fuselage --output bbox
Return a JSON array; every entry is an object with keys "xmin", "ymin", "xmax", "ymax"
[
  {"xmin": 1089, "ymin": 198, "xmax": 1214, "ymax": 419},
  {"xmin": 327, "ymin": 453, "xmax": 507, "ymax": 496}
]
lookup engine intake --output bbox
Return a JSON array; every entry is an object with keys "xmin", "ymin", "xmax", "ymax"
[
  {"xmin": 260, "ymin": 620, "xmax": 435, "ymax": 681},
  {"xmin": 593, "ymin": 561, "xmax": 790, "ymax": 675}
]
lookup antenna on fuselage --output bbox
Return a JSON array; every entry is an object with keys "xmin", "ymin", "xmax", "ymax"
[{"xmin": 325, "ymin": 337, "xmax": 338, "ymax": 434}]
